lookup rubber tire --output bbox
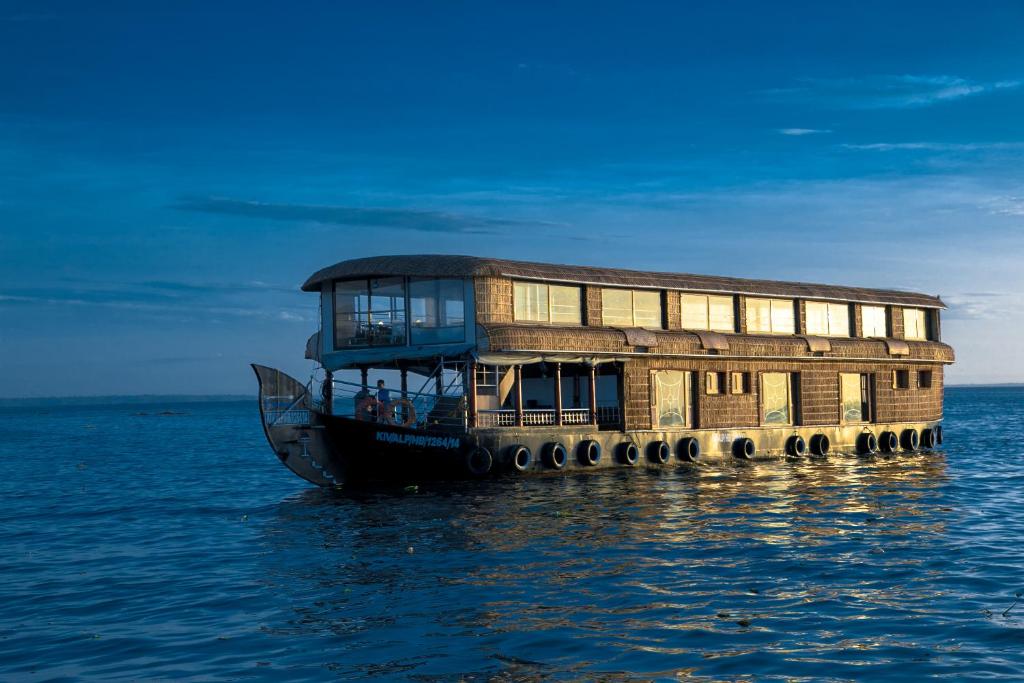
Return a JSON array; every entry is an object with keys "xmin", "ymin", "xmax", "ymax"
[
  {"xmin": 880, "ymin": 431, "xmax": 899, "ymax": 453},
  {"xmin": 578, "ymin": 440, "xmax": 601, "ymax": 466},
  {"xmin": 649, "ymin": 440, "xmax": 671, "ymax": 464},
  {"xmin": 935, "ymin": 425, "xmax": 943, "ymax": 445},
  {"xmin": 677, "ymin": 437, "xmax": 700, "ymax": 462},
  {"xmin": 810, "ymin": 433, "xmax": 830, "ymax": 456},
  {"xmin": 466, "ymin": 447, "xmax": 493, "ymax": 476},
  {"xmin": 543, "ymin": 442, "xmax": 567, "ymax": 470},
  {"xmin": 786, "ymin": 435, "xmax": 807, "ymax": 457},
  {"xmin": 857, "ymin": 432, "xmax": 879, "ymax": 455},
  {"xmin": 921, "ymin": 428, "xmax": 936, "ymax": 449},
  {"xmin": 510, "ymin": 444, "xmax": 532, "ymax": 472},
  {"xmin": 900, "ymin": 429, "xmax": 919, "ymax": 451},
  {"xmin": 618, "ymin": 442, "xmax": 639, "ymax": 466},
  {"xmin": 733, "ymin": 437, "xmax": 755, "ymax": 459}
]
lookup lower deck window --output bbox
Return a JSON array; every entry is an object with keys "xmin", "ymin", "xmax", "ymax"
[
  {"xmin": 761, "ymin": 372, "xmax": 792, "ymax": 424},
  {"xmin": 893, "ymin": 369, "xmax": 911, "ymax": 390},
  {"xmin": 731, "ymin": 372, "xmax": 750, "ymax": 394},
  {"xmin": 919, "ymin": 370, "xmax": 934, "ymax": 388},
  {"xmin": 706, "ymin": 372, "xmax": 725, "ymax": 395},
  {"xmin": 653, "ymin": 370, "xmax": 691, "ymax": 427},
  {"xmin": 841, "ymin": 372, "xmax": 872, "ymax": 423}
]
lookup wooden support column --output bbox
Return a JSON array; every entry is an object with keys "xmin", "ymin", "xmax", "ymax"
[
  {"xmin": 360, "ymin": 367, "xmax": 369, "ymax": 388},
  {"xmin": 436, "ymin": 366, "xmax": 444, "ymax": 395},
  {"xmin": 467, "ymin": 361, "xmax": 478, "ymax": 429},
  {"xmin": 514, "ymin": 365, "xmax": 524, "ymax": 427},
  {"xmin": 554, "ymin": 363, "xmax": 563, "ymax": 426},
  {"xmin": 400, "ymin": 368, "xmax": 408, "ymax": 398},
  {"xmin": 588, "ymin": 364, "xmax": 598, "ymax": 426}
]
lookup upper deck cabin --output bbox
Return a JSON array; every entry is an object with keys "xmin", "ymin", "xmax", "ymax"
[{"xmin": 302, "ymin": 254, "xmax": 953, "ymax": 370}]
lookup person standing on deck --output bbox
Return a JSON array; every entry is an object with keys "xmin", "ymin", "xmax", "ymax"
[{"xmin": 375, "ymin": 380, "xmax": 391, "ymax": 422}]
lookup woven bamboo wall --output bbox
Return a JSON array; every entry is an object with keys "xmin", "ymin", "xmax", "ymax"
[
  {"xmin": 585, "ymin": 286, "xmax": 603, "ymax": 327},
  {"xmin": 891, "ymin": 306, "xmax": 905, "ymax": 340},
  {"xmin": 475, "ymin": 277, "xmax": 514, "ymax": 324},
  {"xmin": 874, "ymin": 365, "xmax": 944, "ymax": 422},
  {"xmin": 478, "ymin": 324, "xmax": 955, "ymax": 363},
  {"xmin": 622, "ymin": 360, "xmax": 944, "ymax": 430}
]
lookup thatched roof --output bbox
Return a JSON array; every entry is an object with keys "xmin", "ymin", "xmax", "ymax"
[{"xmin": 302, "ymin": 254, "xmax": 944, "ymax": 308}]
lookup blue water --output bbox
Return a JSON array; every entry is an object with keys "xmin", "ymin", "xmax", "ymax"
[{"xmin": 1, "ymin": 387, "xmax": 1022, "ymax": 681}]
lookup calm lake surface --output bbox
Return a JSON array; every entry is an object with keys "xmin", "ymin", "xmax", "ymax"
[{"xmin": 1, "ymin": 387, "xmax": 1022, "ymax": 681}]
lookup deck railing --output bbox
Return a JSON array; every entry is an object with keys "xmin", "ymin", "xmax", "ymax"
[{"xmin": 475, "ymin": 405, "xmax": 621, "ymax": 428}]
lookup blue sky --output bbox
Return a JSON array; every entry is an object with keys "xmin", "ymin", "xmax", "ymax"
[{"xmin": 2, "ymin": 1, "xmax": 1022, "ymax": 396}]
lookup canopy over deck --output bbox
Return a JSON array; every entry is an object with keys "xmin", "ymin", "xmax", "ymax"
[{"xmin": 302, "ymin": 254, "xmax": 946, "ymax": 309}]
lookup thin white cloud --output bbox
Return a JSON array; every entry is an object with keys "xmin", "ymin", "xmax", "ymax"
[
  {"xmin": 842, "ymin": 142, "xmax": 1024, "ymax": 152},
  {"xmin": 768, "ymin": 74, "xmax": 1021, "ymax": 109},
  {"xmin": 778, "ymin": 128, "xmax": 832, "ymax": 136}
]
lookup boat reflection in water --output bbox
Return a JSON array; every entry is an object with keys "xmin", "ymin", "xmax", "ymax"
[{"xmin": 259, "ymin": 452, "xmax": 956, "ymax": 679}]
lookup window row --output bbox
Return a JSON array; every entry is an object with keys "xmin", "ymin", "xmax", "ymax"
[
  {"xmin": 511, "ymin": 281, "xmax": 935, "ymax": 340},
  {"xmin": 333, "ymin": 278, "xmax": 466, "ymax": 349},
  {"xmin": 654, "ymin": 369, "xmax": 936, "ymax": 428}
]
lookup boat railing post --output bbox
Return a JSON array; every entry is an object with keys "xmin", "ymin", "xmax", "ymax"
[
  {"xmin": 589, "ymin": 364, "xmax": 598, "ymax": 427},
  {"xmin": 554, "ymin": 362, "xmax": 563, "ymax": 427},
  {"xmin": 467, "ymin": 361, "xmax": 477, "ymax": 429},
  {"xmin": 323, "ymin": 369, "xmax": 333, "ymax": 416},
  {"xmin": 514, "ymin": 365, "xmax": 524, "ymax": 428}
]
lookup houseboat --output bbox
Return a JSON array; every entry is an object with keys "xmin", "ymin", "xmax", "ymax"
[{"xmin": 253, "ymin": 255, "xmax": 953, "ymax": 486}]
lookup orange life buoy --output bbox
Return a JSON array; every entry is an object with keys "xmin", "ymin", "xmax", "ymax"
[
  {"xmin": 380, "ymin": 399, "xmax": 416, "ymax": 427},
  {"xmin": 354, "ymin": 397, "xmax": 377, "ymax": 421}
]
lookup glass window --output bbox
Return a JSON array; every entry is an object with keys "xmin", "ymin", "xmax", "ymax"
[
  {"xmin": 514, "ymin": 282, "xmax": 548, "ymax": 322},
  {"xmin": 654, "ymin": 370, "xmax": 689, "ymax": 427},
  {"xmin": 514, "ymin": 282, "xmax": 582, "ymax": 324},
  {"xmin": 893, "ymin": 369, "xmax": 910, "ymax": 390},
  {"xmin": 862, "ymin": 305, "xmax": 888, "ymax": 338},
  {"xmin": 746, "ymin": 298, "xmax": 795, "ymax": 334},
  {"xmin": 602, "ymin": 289, "xmax": 663, "ymax": 328},
  {"xmin": 840, "ymin": 372, "xmax": 870, "ymax": 423},
  {"xmin": 333, "ymin": 278, "xmax": 407, "ymax": 348},
  {"xmin": 919, "ymin": 370, "xmax": 933, "ymax": 388},
  {"xmin": 550, "ymin": 285, "xmax": 581, "ymax": 324},
  {"xmin": 633, "ymin": 291, "xmax": 662, "ymax": 328},
  {"xmin": 601, "ymin": 289, "xmax": 633, "ymax": 326},
  {"xmin": 761, "ymin": 372, "xmax": 791, "ymax": 424},
  {"xmin": 368, "ymin": 277, "xmax": 407, "ymax": 346},
  {"xmin": 681, "ymin": 294, "xmax": 735, "ymax": 332},
  {"xmin": 903, "ymin": 307, "xmax": 927, "ymax": 340},
  {"xmin": 409, "ymin": 278, "xmax": 465, "ymax": 344},
  {"xmin": 334, "ymin": 279, "xmax": 371, "ymax": 348},
  {"xmin": 806, "ymin": 301, "xmax": 850, "ymax": 336}
]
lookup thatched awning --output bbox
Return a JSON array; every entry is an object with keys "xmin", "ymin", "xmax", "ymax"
[{"xmin": 302, "ymin": 254, "xmax": 945, "ymax": 309}]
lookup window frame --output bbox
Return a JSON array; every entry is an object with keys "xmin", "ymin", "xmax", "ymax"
[
  {"xmin": 745, "ymin": 297, "xmax": 796, "ymax": 335},
  {"xmin": 805, "ymin": 301, "xmax": 851, "ymax": 337},
  {"xmin": 730, "ymin": 371, "xmax": 750, "ymax": 395},
  {"xmin": 681, "ymin": 293, "xmax": 735, "ymax": 333},
  {"xmin": 333, "ymin": 277, "xmax": 408, "ymax": 350},
  {"xmin": 903, "ymin": 307, "xmax": 928, "ymax": 341},
  {"xmin": 705, "ymin": 371, "xmax": 725, "ymax": 395},
  {"xmin": 760, "ymin": 371, "xmax": 794, "ymax": 425},
  {"xmin": 601, "ymin": 288, "xmax": 664, "ymax": 329},
  {"xmin": 862, "ymin": 305, "xmax": 889, "ymax": 338},
  {"xmin": 839, "ymin": 372, "xmax": 873, "ymax": 424},
  {"xmin": 651, "ymin": 369, "xmax": 692, "ymax": 428},
  {"xmin": 513, "ymin": 281, "xmax": 583, "ymax": 325},
  {"xmin": 892, "ymin": 369, "xmax": 911, "ymax": 390}
]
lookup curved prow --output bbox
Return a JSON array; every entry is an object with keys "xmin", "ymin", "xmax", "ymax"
[{"xmin": 251, "ymin": 364, "xmax": 343, "ymax": 487}]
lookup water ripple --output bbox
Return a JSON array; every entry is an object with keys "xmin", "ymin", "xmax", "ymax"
[{"xmin": 1, "ymin": 388, "xmax": 1023, "ymax": 680}]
